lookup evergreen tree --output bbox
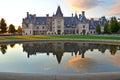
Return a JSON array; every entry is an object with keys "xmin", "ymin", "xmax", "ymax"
[
  {"xmin": 104, "ymin": 22, "xmax": 111, "ymax": 34},
  {"xmin": 110, "ymin": 17, "xmax": 120, "ymax": 33},
  {"xmin": 0, "ymin": 18, "xmax": 7, "ymax": 33},
  {"xmin": 8, "ymin": 24, "xmax": 16, "ymax": 33},
  {"xmin": 96, "ymin": 24, "xmax": 101, "ymax": 34}
]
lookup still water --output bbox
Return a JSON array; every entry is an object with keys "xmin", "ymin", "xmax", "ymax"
[{"xmin": 0, "ymin": 41, "xmax": 120, "ymax": 74}]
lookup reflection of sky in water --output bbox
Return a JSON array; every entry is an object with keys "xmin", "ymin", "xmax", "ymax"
[{"xmin": 0, "ymin": 43, "xmax": 120, "ymax": 74}]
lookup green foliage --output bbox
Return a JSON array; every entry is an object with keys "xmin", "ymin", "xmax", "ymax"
[
  {"xmin": 0, "ymin": 45, "xmax": 7, "ymax": 54},
  {"xmin": 104, "ymin": 22, "xmax": 111, "ymax": 34},
  {"xmin": 8, "ymin": 24, "xmax": 16, "ymax": 33},
  {"xmin": 117, "ymin": 22, "xmax": 120, "ymax": 34},
  {"xmin": 95, "ymin": 24, "xmax": 101, "ymax": 34},
  {"xmin": 109, "ymin": 45, "xmax": 117, "ymax": 55},
  {"xmin": 0, "ymin": 35, "xmax": 120, "ymax": 41},
  {"xmin": 110, "ymin": 17, "xmax": 120, "ymax": 33},
  {"xmin": 10, "ymin": 44, "xmax": 15, "ymax": 48},
  {"xmin": 117, "ymin": 29, "xmax": 120, "ymax": 34},
  {"xmin": 0, "ymin": 18, "xmax": 7, "ymax": 33}
]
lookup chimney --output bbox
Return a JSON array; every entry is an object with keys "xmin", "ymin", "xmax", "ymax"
[
  {"xmin": 91, "ymin": 18, "xmax": 94, "ymax": 21},
  {"xmin": 23, "ymin": 18, "xmax": 25, "ymax": 22},
  {"xmin": 53, "ymin": 13, "xmax": 55, "ymax": 17},
  {"xmin": 72, "ymin": 13, "xmax": 73, "ymax": 17},
  {"xmin": 34, "ymin": 14, "xmax": 36, "ymax": 17},
  {"xmin": 46, "ymin": 14, "xmax": 49, "ymax": 17},
  {"xmin": 82, "ymin": 11, "xmax": 85, "ymax": 16},
  {"xmin": 27, "ymin": 12, "xmax": 29, "ymax": 17}
]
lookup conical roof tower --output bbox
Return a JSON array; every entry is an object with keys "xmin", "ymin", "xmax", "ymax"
[{"xmin": 55, "ymin": 6, "xmax": 63, "ymax": 17}]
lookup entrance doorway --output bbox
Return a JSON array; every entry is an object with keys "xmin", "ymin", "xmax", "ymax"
[
  {"xmin": 57, "ymin": 30, "xmax": 61, "ymax": 35},
  {"xmin": 82, "ymin": 30, "xmax": 86, "ymax": 35}
]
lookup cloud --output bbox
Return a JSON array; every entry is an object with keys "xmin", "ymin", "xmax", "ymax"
[
  {"xmin": 109, "ymin": 0, "xmax": 120, "ymax": 15},
  {"xmin": 68, "ymin": 0, "xmax": 103, "ymax": 10},
  {"xmin": 67, "ymin": 57, "xmax": 97, "ymax": 70},
  {"xmin": 109, "ymin": 53, "xmax": 120, "ymax": 67}
]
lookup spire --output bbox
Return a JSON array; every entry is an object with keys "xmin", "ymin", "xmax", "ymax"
[
  {"xmin": 55, "ymin": 51, "xmax": 63, "ymax": 64},
  {"xmin": 55, "ymin": 6, "xmax": 63, "ymax": 17}
]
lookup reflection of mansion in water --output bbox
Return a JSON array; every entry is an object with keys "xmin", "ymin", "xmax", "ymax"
[
  {"xmin": 22, "ymin": 41, "xmax": 117, "ymax": 64},
  {"xmin": 22, "ymin": 6, "xmax": 107, "ymax": 35}
]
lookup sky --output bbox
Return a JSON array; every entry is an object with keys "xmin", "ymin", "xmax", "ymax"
[{"xmin": 0, "ymin": 0, "xmax": 120, "ymax": 28}]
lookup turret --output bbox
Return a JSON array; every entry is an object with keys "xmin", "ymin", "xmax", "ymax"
[{"xmin": 55, "ymin": 6, "xmax": 63, "ymax": 17}]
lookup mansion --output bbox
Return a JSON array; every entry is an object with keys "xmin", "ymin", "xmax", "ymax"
[{"xmin": 22, "ymin": 6, "xmax": 107, "ymax": 35}]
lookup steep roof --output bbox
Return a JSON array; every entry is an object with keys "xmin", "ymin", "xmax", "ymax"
[
  {"xmin": 89, "ymin": 20, "xmax": 99, "ymax": 29},
  {"xmin": 64, "ymin": 15, "xmax": 79, "ymax": 28},
  {"xmin": 72, "ymin": 14, "xmax": 79, "ymax": 24},
  {"xmin": 64, "ymin": 17, "xmax": 73, "ymax": 28},
  {"xmin": 36, "ymin": 17, "xmax": 46, "ymax": 25},
  {"xmin": 99, "ymin": 16, "xmax": 107, "ymax": 26},
  {"xmin": 79, "ymin": 16, "xmax": 88, "ymax": 23},
  {"xmin": 55, "ymin": 6, "xmax": 63, "ymax": 17}
]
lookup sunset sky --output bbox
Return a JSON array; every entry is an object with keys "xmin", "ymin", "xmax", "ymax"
[{"xmin": 0, "ymin": 0, "xmax": 120, "ymax": 27}]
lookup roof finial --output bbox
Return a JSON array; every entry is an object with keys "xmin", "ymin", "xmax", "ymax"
[
  {"xmin": 75, "ymin": 11, "xmax": 77, "ymax": 15},
  {"xmin": 57, "ymin": 0, "xmax": 61, "ymax": 6}
]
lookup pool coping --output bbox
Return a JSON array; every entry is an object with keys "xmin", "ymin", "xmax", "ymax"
[
  {"xmin": 0, "ymin": 72, "xmax": 120, "ymax": 80},
  {"xmin": 0, "ymin": 39, "xmax": 120, "ymax": 80},
  {"xmin": 0, "ymin": 39, "xmax": 120, "ymax": 45}
]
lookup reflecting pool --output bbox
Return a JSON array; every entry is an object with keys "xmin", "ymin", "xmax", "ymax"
[{"xmin": 0, "ymin": 41, "xmax": 120, "ymax": 74}]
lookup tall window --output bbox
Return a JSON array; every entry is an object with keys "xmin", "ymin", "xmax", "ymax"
[
  {"xmin": 91, "ymin": 31, "xmax": 92, "ymax": 34},
  {"xmin": 30, "ymin": 31, "xmax": 31, "ymax": 34},
  {"xmin": 42, "ymin": 26, "xmax": 44, "ymax": 29},
  {"xmin": 58, "ymin": 20, "xmax": 60, "ymax": 24},
  {"xmin": 58, "ymin": 25, "xmax": 61, "ymax": 29},
  {"xmin": 37, "ymin": 27, "xmax": 39, "ymax": 29},
  {"xmin": 83, "ymin": 25, "xmax": 85, "ymax": 28}
]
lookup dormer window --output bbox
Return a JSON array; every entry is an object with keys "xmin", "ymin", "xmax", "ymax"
[
  {"xmin": 37, "ymin": 27, "xmax": 39, "ymax": 29},
  {"xmin": 58, "ymin": 25, "xmax": 61, "ymax": 28},
  {"xmin": 58, "ymin": 20, "xmax": 60, "ymax": 23}
]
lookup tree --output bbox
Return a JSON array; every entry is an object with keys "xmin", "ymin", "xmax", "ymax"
[
  {"xmin": 117, "ymin": 21, "xmax": 120, "ymax": 34},
  {"xmin": 95, "ymin": 24, "xmax": 101, "ymax": 34},
  {"xmin": 17, "ymin": 26, "xmax": 22, "ymax": 33},
  {"xmin": 10, "ymin": 44, "xmax": 15, "ymax": 48},
  {"xmin": 109, "ymin": 45, "xmax": 117, "ymax": 55},
  {"xmin": 104, "ymin": 22, "xmax": 111, "ymax": 34},
  {"xmin": 110, "ymin": 17, "xmax": 120, "ymax": 33},
  {"xmin": 0, "ymin": 45, "xmax": 7, "ymax": 54},
  {"xmin": 8, "ymin": 24, "xmax": 16, "ymax": 33},
  {"xmin": 0, "ymin": 18, "xmax": 7, "ymax": 33},
  {"xmin": 117, "ymin": 29, "xmax": 120, "ymax": 34}
]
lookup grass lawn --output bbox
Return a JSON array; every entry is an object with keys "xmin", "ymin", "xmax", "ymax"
[{"xmin": 0, "ymin": 35, "xmax": 120, "ymax": 41}]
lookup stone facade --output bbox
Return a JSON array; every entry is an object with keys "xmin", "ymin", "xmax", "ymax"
[{"xmin": 22, "ymin": 6, "xmax": 108, "ymax": 35}]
